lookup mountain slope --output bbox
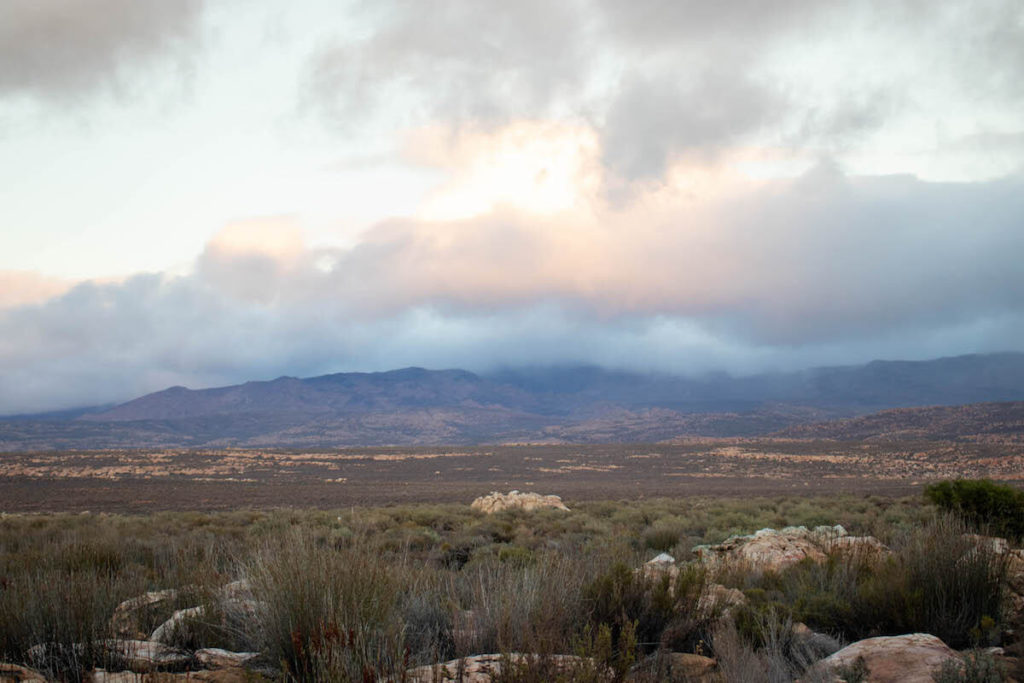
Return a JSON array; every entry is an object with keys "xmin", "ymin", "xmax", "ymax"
[
  {"xmin": 774, "ymin": 401, "xmax": 1024, "ymax": 441},
  {"xmin": 2, "ymin": 352, "xmax": 1024, "ymax": 449}
]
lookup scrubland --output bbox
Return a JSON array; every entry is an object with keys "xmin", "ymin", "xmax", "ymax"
[{"xmin": 0, "ymin": 490, "xmax": 1021, "ymax": 681}]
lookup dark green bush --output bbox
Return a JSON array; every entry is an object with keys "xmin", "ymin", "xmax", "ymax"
[{"xmin": 924, "ymin": 479, "xmax": 1024, "ymax": 541}]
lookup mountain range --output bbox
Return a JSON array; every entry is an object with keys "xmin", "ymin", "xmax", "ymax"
[{"xmin": 3, "ymin": 352, "xmax": 1024, "ymax": 450}]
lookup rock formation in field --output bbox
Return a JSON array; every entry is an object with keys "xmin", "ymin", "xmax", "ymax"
[
  {"xmin": 692, "ymin": 524, "xmax": 889, "ymax": 572},
  {"xmin": 406, "ymin": 653, "xmax": 602, "ymax": 682},
  {"xmin": 814, "ymin": 633, "xmax": 960, "ymax": 683},
  {"xmin": 470, "ymin": 490, "xmax": 570, "ymax": 514}
]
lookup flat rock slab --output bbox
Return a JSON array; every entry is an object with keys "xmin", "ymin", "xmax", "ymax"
[
  {"xmin": 816, "ymin": 633, "xmax": 959, "ymax": 683},
  {"xmin": 0, "ymin": 663, "xmax": 47, "ymax": 683}
]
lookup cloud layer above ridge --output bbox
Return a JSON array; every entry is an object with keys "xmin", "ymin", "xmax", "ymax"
[{"xmin": 1, "ymin": 0, "xmax": 1023, "ymax": 412}]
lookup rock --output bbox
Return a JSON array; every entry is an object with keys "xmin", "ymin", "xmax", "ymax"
[
  {"xmin": 639, "ymin": 553, "xmax": 680, "ymax": 583},
  {"xmin": 662, "ymin": 653, "xmax": 718, "ymax": 681},
  {"xmin": 110, "ymin": 589, "xmax": 181, "ymax": 639},
  {"xmin": 150, "ymin": 598, "xmax": 261, "ymax": 645},
  {"xmin": 828, "ymin": 535, "xmax": 891, "ymax": 559},
  {"xmin": 814, "ymin": 633, "xmax": 959, "ymax": 683},
  {"xmin": 963, "ymin": 534, "xmax": 1011, "ymax": 555},
  {"xmin": 692, "ymin": 525, "xmax": 887, "ymax": 573},
  {"xmin": 406, "ymin": 653, "xmax": 598, "ymax": 682},
  {"xmin": 105, "ymin": 640, "xmax": 192, "ymax": 673},
  {"xmin": 627, "ymin": 652, "xmax": 718, "ymax": 682},
  {"xmin": 194, "ymin": 648, "xmax": 260, "ymax": 669},
  {"xmin": 91, "ymin": 669, "xmax": 257, "ymax": 682},
  {"xmin": 0, "ymin": 663, "xmax": 47, "ymax": 682},
  {"xmin": 150, "ymin": 606, "xmax": 205, "ymax": 643},
  {"xmin": 791, "ymin": 622, "xmax": 843, "ymax": 659},
  {"xmin": 470, "ymin": 491, "xmax": 570, "ymax": 514},
  {"xmin": 696, "ymin": 584, "xmax": 746, "ymax": 619},
  {"xmin": 648, "ymin": 552, "xmax": 675, "ymax": 566}
]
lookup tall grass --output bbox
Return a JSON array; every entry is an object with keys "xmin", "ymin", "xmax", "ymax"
[{"xmin": 0, "ymin": 493, "xmax": 1015, "ymax": 681}]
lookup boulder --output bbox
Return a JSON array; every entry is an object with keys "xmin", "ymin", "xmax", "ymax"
[
  {"xmin": 105, "ymin": 640, "xmax": 192, "ymax": 673},
  {"xmin": 813, "ymin": 633, "xmax": 959, "ymax": 683},
  {"xmin": 696, "ymin": 584, "xmax": 746, "ymax": 619},
  {"xmin": 639, "ymin": 553, "xmax": 680, "ymax": 582},
  {"xmin": 1008, "ymin": 549, "xmax": 1024, "ymax": 623},
  {"xmin": 470, "ymin": 491, "xmax": 570, "ymax": 514},
  {"xmin": 627, "ymin": 652, "xmax": 719, "ymax": 682},
  {"xmin": 91, "ymin": 669, "xmax": 255, "ymax": 682},
  {"xmin": 150, "ymin": 598, "xmax": 261, "ymax": 645},
  {"xmin": 407, "ymin": 653, "xmax": 599, "ymax": 682},
  {"xmin": 0, "ymin": 663, "xmax": 47, "ymax": 682},
  {"xmin": 194, "ymin": 648, "xmax": 260, "ymax": 669},
  {"xmin": 150, "ymin": 606, "xmax": 205, "ymax": 643},
  {"xmin": 692, "ymin": 525, "xmax": 885, "ymax": 573},
  {"xmin": 110, "ymin": 589, "xmax": 181, "ymax": 639}
]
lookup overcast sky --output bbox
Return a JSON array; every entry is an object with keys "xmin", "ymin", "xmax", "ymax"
[{"xmin": 2, "ymin": 0, "xmax": 1023, "ymax": 413}]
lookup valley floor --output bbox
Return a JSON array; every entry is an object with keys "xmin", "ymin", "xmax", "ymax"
[{"xmin": 1, "ymin": 438, "xmax": 1021, "ymax": 513}]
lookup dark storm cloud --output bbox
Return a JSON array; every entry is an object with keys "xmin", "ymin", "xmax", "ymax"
[{"xmin": 0, "ymin": 0, "xmax": 204, "ymax": 101}]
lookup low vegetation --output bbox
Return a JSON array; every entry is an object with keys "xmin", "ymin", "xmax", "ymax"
[{"xmin": 0, "ymin": 488, "xmax": 1020, "ymax": 681}]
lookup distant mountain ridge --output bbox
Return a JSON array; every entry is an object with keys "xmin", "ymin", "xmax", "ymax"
[{"xmin": 3, "ymin": 352, "xmax": 1024, "ymax": 449}]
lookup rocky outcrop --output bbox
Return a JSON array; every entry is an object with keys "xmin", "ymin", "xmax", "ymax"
[
  {"xmin": 110, "ymin": 589, "xmax": 182, "ymax": 639},
  {"xmin": 470, "ymin": 491, "xmax": 570, "ymax": 514},
  {"xmin": 0, "ymin": 663, "xmax": 47, "ymax": 683},
  {"xmin": 407, "ymin": 654, "xmax": 603, "ymax": 682},
  {"xmin": 693, "ymin": 525, "xmax": 888, "ymax": 573},
  {"xmin": 696, "ymin": 584, "xmax": 746, "ymax": 619},
  {"xmin": 194, "ymin": 648, "xmax": 260, "ymax": 669},
  {"xmin": 814, "ymin": 633, "xmax": 959, "ymax": 683}
]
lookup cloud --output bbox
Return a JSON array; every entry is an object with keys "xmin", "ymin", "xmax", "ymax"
[
  {"xmin": 3, "ymin": 148, "xmax": 1023, "ymax": 413},
  {"xmin": 0, "ymin": 271, "xmax": 75, "ymax": 309},
  {"xmin": 307, "ymin": 0, "xmax": 1024, "ymax": 182},
  {"xmin": 0, "ymin": 0, "xmax": 204, "ymax": 101}
]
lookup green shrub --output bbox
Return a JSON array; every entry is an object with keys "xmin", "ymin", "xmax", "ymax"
[
  {"xmin": 932, "ymin": 649, "xmax": 1007, "ymax": 683},
  {"xmin": 925, "ymin": 479, "xmax": 1024, "ymax": 541}
]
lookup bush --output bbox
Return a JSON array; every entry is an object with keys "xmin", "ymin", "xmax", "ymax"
[
  {"xmin": 728, "ymin": 515, "xmax": 1009, "ymax": 649},
  {"xmin": 932, "ymin": 649, "xmax": 1007, "ymax": 683},
  {"xmin": 925, "ymin": 479, "xmax": 1024, "ymax": 541}
]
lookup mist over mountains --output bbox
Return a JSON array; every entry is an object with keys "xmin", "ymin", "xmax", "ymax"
[{"xmin": 3, "ymin": 352, "xmax": 1024, "ymax": 450}]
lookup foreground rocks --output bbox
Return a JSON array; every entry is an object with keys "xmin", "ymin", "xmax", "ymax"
[
  {"xmin": 0, "ymin": 663, "xmax": 47, "ymax": 682},
  {"xmin": 470, "ymin": 490, "xmax": 570, "ymax": 514},
  {"xmin": 814, "ymin": 633, "xmax": 960, "ymax": 683},
  {"xmin": 693, "ymin": 525, "xmax": 889, "ymax": 572},
  {"xmin": 407, "ymin": 653, "xmax": 600, "ymax": 682}
]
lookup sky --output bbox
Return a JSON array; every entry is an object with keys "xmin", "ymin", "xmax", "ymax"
[{"xmin": 1, "ymin": 0, "xmax": 1023, "ymax": 413}]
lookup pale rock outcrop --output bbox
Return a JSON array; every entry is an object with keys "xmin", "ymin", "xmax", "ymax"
[
  {"xmin": 105, "ymin": 640, "xmax": 192, "ymax": 673},
  {"xmin": 150, "ymin": 606, "xmax": 205, "ymax": 643},
  {"xmin": 696, "ymin": 584, "xmax": 747, "ymax": 619},
  {"xmin": 628, "ymin": 652, "xmax": 719, "ymax": 682},
  {"xmin": 693, "ymin": 525, "xmax": 889, "ymax": 573},
  {"xmin": 639, "ymin": 552, "xmax": 679, "ymax": 582},
  {"xmin": 407, "ymin": 653, "xmax": 600, "ymax": 682},
  {"xmin": 813, "ymin": 633, "xmax": 959, "ymax": 683},
  {"xmin": 91, "ymin": 668, "xmax": 252, "ymax": 682},
  {"xmin": 149, "ymin": 598, "xmax": 261, "ymax": 644},
  {"xmin": 194, "ymin": 648, "xmax": 261, "ymax": 669},
  {"xmin": 110, "ymin": 589, "xmax": 181, "ymax": 639},
  {"xmin": 470, "ymin": 490, "xmax": 569, "ymax": 514},
  {"xmin": 0, "ymin": 663, "xmax": 47, "ymax": 682}
]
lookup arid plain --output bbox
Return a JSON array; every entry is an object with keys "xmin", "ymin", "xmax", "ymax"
[{"xmin": 3, "ymin": 437, "xmax": 1023, "ymax": 513}]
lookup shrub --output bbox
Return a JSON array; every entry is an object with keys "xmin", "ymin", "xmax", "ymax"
[
  {"xmin": 932, "ymin": 650, "xmax": 1007, "ymax": 683},
  {"xmin": 924, "ymin": 479, "xmax": 1024, "ymax": 541}
]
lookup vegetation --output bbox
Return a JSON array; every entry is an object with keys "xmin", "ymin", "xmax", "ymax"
[
  {"xmin": 0, "ymin": 489, "xmax": 1018, "ymax": 681},
  {"xmin": 925, "ymin": 479, "xmax": 1024, "ymax": 542}
]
